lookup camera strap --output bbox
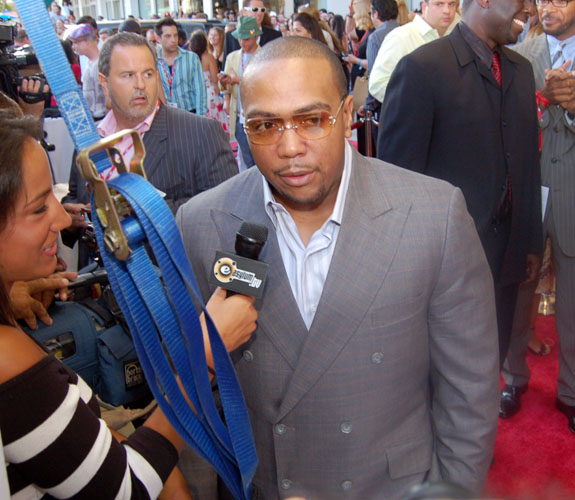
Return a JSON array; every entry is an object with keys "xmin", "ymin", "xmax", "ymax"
[{"xmin": 14, "ymin": 3, "xmax": 257, "ymax": 499}]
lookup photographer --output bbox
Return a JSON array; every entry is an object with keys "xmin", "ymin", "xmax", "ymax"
[{"xmin": 0, "ymin": 108, "xmax": 258, "ymax": 498}]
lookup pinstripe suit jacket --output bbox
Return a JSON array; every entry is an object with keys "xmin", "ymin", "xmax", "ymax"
[
  {"xmin": 512, "ymin": 35, "xmax": 575, "ymax": 256},
  {"xmin": 64, "ymin": 104, "xmax": 238, "ymax": 213},
  {"xmin": 176, "ymin": 148, "xmax": 500, "ymax": 499}
]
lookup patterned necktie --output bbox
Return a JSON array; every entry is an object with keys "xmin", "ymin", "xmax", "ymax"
[
  {"xmin": 491, "ymin": 51, "xmax": 502, "ymax": 86},
  {"xmin": 552, "ymin": 42, "xmax": 567, "ymax": 69}
]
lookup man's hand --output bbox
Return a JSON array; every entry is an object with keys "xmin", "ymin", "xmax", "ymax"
[
  {"xmin": 357, "ymin": 104, "xmax": 366, "ymax": 117},
  {"xmin": 201, "ymin": 287, "xmax": 258, "ymax": 370},
  {"xmin": 10, "ymin": 272, "xmax": 78, "ymax": 329},
  {"xmin": 523, "ymin": 254, "xmax": 542, "ymax": 285},
  {"xmin": 217, "ymin": 71, "xmax": 239, "ymax": 86},
  {"xmin": 62, "ymin": 203, "xmax": 91, "ymax": 232},
  {"xmin": 541, "ymin": 62, "xmax": 575, "ymax": 108}
]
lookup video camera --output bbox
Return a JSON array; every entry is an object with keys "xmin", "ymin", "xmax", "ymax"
[{"xmin": 0, "ymin": 19, "xmax": 49, "ymax": 104}]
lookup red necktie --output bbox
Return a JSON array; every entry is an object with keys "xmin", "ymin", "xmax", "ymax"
[{"xmin": 492, "ymin": 51, "xmax": 502, "ymax": 86}]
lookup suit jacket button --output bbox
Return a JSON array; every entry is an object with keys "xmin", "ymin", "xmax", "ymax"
[
  {"xmin": 280, "ymin": 479, "xmax": 292, "ymax": 490},
  {"xmin": 340, "ymin": 421, "xmax": 352, "ymax": 434},
  {"xmin": 341, "ymin": 480, "xmax": 353, "ymax": 490},
  {"xmin": 371, "ymin": 352, "xmax": 384, "ymax": 363},
  {"xmin": 554, "ymin": 125, "xmax": 561, "ymax": 133},
  {"xmin": 274, "ymin": 424, "xmax": 287, "ymax": 435},
  {"xmin": 551, "ymin": 157, "xmax": 559, "ymax": 163},
  {"xmin": 243, "ymin": 350, "xmax": 254, "ymax": 362}
]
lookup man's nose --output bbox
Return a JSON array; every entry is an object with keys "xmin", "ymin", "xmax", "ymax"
[
  {"xmin": 276, "ymin": 127, "xmax": 306, "ymax": 158},
  {"xmin": 135, "ymin": 74, "xmax": 145, "ymax": 88}
]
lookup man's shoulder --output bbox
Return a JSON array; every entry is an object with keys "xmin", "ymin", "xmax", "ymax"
[
  {"xmin": 356, "ymin": 153, "xmax": 459, "ymax": 205},
  {"xmin": 510, "ymin": 34, "xmax": 547, "ymax": 60},
  {"xmin": 262, "ymin": 25, "xmax": 282, "ymax": 41},
  {"xmin": 154, "ymin": 105, "xmax": 223, "ymax": 135},
  {"xmin": 180, "ymin": 167, "xmax": 261, "ymax": 215}
]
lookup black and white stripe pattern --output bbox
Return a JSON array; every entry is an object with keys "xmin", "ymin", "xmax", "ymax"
[{"xmin": 1, "ymin": 356, "xmax": 177, "ymax": 499}]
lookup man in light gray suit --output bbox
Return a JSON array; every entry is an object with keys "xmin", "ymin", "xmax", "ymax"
[
  {"xmin": 177, "ymin": 37, "xmax": 500, "ymax": 499},
  {"xmin": 502, "ymin": 0, "xmax": 575, "ymax": 432}
]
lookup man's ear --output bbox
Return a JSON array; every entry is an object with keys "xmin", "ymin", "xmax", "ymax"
[
  {"xmin": 343, "ymin": 94, "xmax": 354, "ymax": 139},
  {"xmin": 98, "ymin": 73, "xmax": 109, "ymax": 98}
]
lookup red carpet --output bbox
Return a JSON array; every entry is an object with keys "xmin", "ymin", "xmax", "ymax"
[{"xmin": 485, "ymin": 315, "xmax": 575, "ymax": 499}]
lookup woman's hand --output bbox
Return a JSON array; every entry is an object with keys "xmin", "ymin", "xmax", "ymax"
[{"xmin": 202, "ymin": 287, "xmax": 258, "ymax": 368}]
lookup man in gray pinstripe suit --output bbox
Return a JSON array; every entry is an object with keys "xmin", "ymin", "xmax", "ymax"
[
  {"xmin": 502, "ymin": 0, "xmax": 575, "ymax": 432},
  {"xmin": 177, "ymin": 37, "xmax": 500, "ymax": 500}
]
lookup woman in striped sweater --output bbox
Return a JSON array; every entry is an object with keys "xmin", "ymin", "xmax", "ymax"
[{"xmin": 0, "ymin": 110, "xmax": 258, "ymax": 499}]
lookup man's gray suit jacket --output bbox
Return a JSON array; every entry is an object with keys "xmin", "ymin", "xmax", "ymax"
[
  {"xmin": 513, "ymin": 34, "xmax": 575, "ymax": 256},
  {"xmin": 176, "ymin": 148, "xmax": 500, "ymax": 500}
]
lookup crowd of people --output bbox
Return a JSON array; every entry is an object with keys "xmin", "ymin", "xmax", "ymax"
[{"xmin": 1, "ymin": 0, "xmax": 575, "ymax": 498}]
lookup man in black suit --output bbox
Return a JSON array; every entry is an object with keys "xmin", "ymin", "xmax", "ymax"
[
  {"xmin": 377, "ymin": 0, "xmax": 543, "ymax": 367},
  {"xmin": 222, "ymin": 0, "xmax": 281, "ymax": 66}
]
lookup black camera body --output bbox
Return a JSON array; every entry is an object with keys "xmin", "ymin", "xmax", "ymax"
[{"xmin": 0, "ymin": 20, "xmax": 48, "ymax": 104}]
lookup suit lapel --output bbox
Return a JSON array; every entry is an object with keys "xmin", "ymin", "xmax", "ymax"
[
  {"xmin": 211, "ymin": 169, "xmax": 309, "ymax": 370},
  {"xmin": 143, "ymin": 104, "xmax": 169, "ymax": 179},
  {"xmin": 277, "ymin": 150, "xmax": 411, "ymax": 420}
]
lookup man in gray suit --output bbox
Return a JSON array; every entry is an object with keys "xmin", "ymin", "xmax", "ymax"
[
  {"xmin": 177, "ymin": 37, "xmax": 500, "ymax": 499},
  {"xmin": 502, "ymin": 0, "xmax": 575, "ymax": 431}
]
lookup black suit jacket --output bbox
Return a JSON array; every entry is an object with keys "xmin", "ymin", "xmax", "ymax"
[
  {"xmin": 64, "ymin": 104, "xmax": 238, "ymax": 213},
  {"xmin": 377, "ymin": 24, "xmax": 542, "ymax": 286},
  {"xmin": 222, "ymin": 25, "xmax": 281, "ymax": 66}
]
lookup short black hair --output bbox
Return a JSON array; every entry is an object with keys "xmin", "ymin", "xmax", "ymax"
[
  {"xmin": 77, "ymin": 15, "xmax": 98, "ymax": 31},
  {"xmin": 371, "ymin": 0, "xmax": 398, "ymax": 22},
  {"xmin": 242, "ymin": 37, "xmax": 348, "ymax": 101},
  {"xmin": 119, "ymin": 18, "xmax": 142, "ymax": 35},
  {"xmin": 155, "ymin": 17, "xmax": 178, "ymax": 36}
]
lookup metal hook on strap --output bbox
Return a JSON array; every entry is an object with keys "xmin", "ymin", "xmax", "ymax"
[{"xmin": 76, "ymin": 129, "xmax": 147, "ymax": 261}]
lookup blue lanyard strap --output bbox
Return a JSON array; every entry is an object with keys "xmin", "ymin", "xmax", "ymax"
[{"xmin": 14, "ymin": 2, "xmax": 257, "ymax": 498}]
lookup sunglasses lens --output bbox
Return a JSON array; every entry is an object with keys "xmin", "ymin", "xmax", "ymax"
[
  {"xmin": 245, "ymin": 119, "xmax": 282, "ymax": 144},
  {"xmin": 245, "ymin": 112, "xmax": 331, "ymax": 145}
]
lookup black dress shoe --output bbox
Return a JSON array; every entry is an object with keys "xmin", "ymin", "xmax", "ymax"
[
  {"xmin": 499, "ymin": 384, "xmax": 528, "ymax": 419},
  {"xmin": 556, "ymin": 399, "xmax": 575, "ymax": 434}
]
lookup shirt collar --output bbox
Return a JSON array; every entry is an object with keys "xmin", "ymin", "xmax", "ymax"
[
  {"xmin": 458, "ymin": 21, "xmax": 495, "ymax": 70},
  {"xmin": 413, "ymin": 13, "xmax": 440, "ymax": 38},
  {"xmin": 547, "ymin": 34, "xmax": 575, "ymax": 57},
  {"xmin": 97, "ymin": 101, "xmax": 160, "ymax": 138},
  {"xmin": 263, "ymin": 141, "xmax": 353, "ymax": 227},
  {"xmin": 158, "ymin": 45, "xmax": 184, "ymax": 61}
]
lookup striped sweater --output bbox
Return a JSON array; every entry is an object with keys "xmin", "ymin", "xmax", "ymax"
[{"xmin": 0, "ymin": 356, "xmax": 177, "ymax": 499}]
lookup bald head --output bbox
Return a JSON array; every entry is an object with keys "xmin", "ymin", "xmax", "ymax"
[{"xmin": 241, "ymin": 37, "xmax": 348, "ymax": 102}]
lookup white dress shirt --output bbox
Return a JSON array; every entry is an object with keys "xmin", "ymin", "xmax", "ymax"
[
  {"xmin": 369, "ymin": 13, "xmax": 460, "ymax": 103},
  {"xmin": 263, "ymin": 141, "xmax": 353, "ymax": 329}
]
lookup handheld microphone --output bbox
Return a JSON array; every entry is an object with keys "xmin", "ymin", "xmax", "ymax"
[{"xmin": 210, "ymin": 222, "xmax": 269, "ymax": 298}]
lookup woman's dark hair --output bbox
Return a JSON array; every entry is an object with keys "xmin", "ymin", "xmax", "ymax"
[
  {"xmin": 188, "ymin": 29, "xmax": 208, "ymax": 56},
  {"xmin": 61, "ymin": 39, "xmax": 78, "ymax": 65},
  {"xmin": 330, "ymin": 14, "xmax": 346, "ymax": 43},
  {"xmin": 0, "ymin": 107, "xmax": 43, "ymax": 326},
  {"xmin": 294, "ymin": 12, "xmax": 327, "ymax": 45}
]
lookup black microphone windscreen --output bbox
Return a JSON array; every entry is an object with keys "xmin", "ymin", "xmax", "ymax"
[{"xmin": 237, "ymin": 222, "xmax": 268, "ymax": 244}]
